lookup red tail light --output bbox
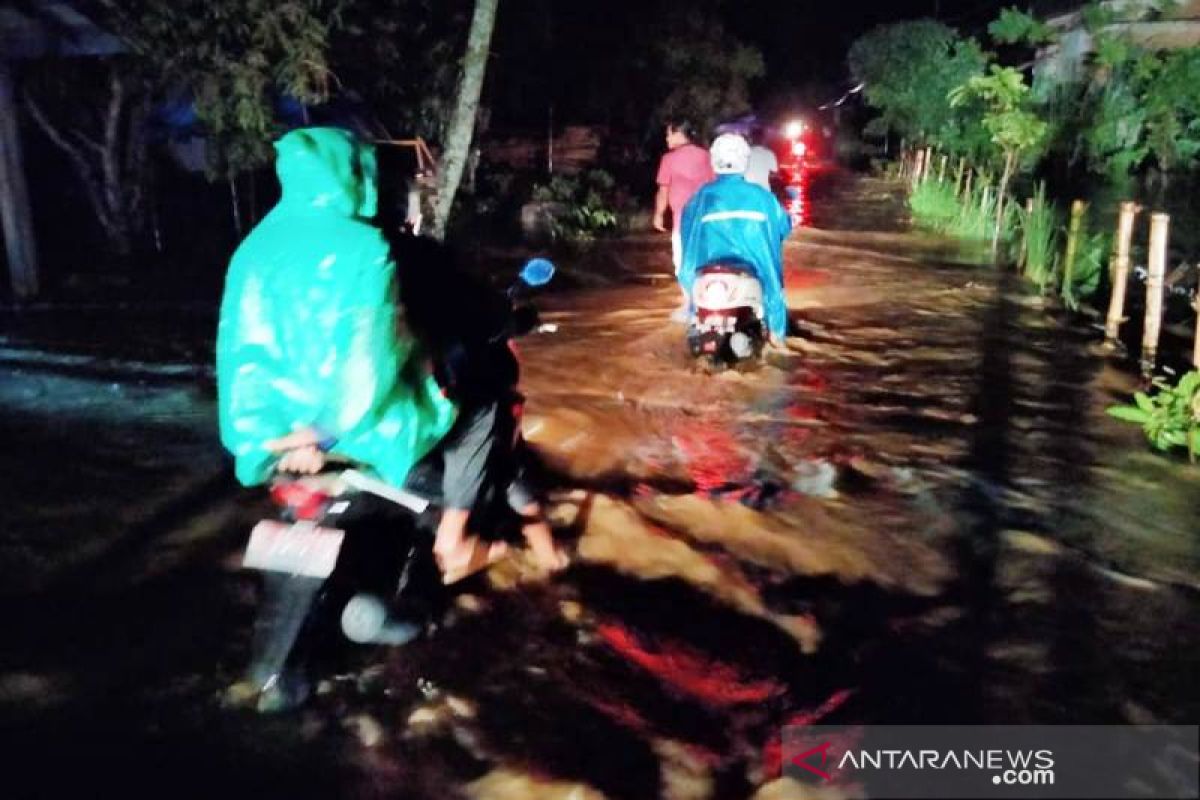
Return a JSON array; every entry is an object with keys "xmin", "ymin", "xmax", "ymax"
[{"xmin": 270, "ymin": 481, "xmax": 331, "ymax": 520}]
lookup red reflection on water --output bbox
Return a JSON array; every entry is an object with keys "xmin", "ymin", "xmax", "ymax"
[
  {"xmin": 586, "ymin": 695, "xmax": 652, "ymax": 734},
  {"xmin": 786, "ymin": 404, "xmax": 823, "ymax": 422},
  {"xmin": 783, "ymin": 167, "xmax": 809, "ymax": 229},
  {"xmin": 597, "ymin": 623, "xmax": 785, "ymax": 706},
  {"xmin": 581, "ymin": 692, "xmax": 723, "ymax": 766},
  {"xmin": 759, "ymin": 688, "xmax": 857, "ymax": 778},
  {"xmin": 786, "ymin": 267, "xmax": 825, "ymax": 290},
  {"xmin": 670, "ymin": 419, "xmax": 751, "ymax": 493}
]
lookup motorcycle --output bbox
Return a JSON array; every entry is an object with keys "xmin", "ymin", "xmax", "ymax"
[
  {"xmin": 233, "ymin": 257, "xmax": 556, "ymax": 712},
  {"xmin": 687, "ymin": 258, "xmax": 766, "ymax": 366}
]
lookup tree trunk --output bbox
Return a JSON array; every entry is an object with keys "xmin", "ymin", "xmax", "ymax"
[
  {"xmin": 430, "ymin": 0, "xmax": 500, "ymax": 241},
  {"xmin": 229, "ymin": 176, "xmax": 243, "ymax": 239},
  {"xmin": 0, "ymin": 63, "xmax": 39, "ymax": 300},
  {"xmin": 23, "ymin": 65, "xmax": 148, "ymax": 261}
]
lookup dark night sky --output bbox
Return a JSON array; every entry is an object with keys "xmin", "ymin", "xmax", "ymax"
[
  {"xmin": 487, "ymin": 0, "xmax": 1083, "ymax": 127},
  {"xmin": 727, "ymin": 0, "xmax": 1083, "ymax": 90},
  {"xmin": 733, "ymin": 0, "xmax": 1005, "ymax": 85}
]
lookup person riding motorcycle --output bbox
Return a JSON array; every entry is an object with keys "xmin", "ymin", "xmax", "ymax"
[
  {"xmin": 218, "ymin": 127, "xmax": 565, "ymax": 584},
  {"xmin": 216, "ymin": 127, "xmax": 456, "ymax": 491},
  {"xmin": 390, "ymin": 234, "xmax": 569, "ymax": 582},
  {"xmin": 678, "ymin": 133, "xmax": 791, "ymax": 343}
]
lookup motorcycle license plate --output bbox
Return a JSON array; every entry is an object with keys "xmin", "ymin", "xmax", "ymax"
[{"xmin": 242, "ymin": 520, "xmax": 345, "ymax": 578}]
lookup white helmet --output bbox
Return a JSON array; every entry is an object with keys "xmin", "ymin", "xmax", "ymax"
[{"xmin": 710, "ymin": 133, "xmax": 751, "ymax": 175}]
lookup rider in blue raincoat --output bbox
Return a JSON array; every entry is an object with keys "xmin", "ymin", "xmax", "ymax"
[{"xmin": 679, "ymin": 133, "xmax": 791, "ymax": 341}]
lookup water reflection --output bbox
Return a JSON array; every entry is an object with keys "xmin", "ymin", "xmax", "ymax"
[
  {"xmin": 782, "ymin": 168, "xmax": 809, "ymax": 229},
  {"xmin": 8, "ymin": 173, "xmax": 1198, "ymax": 799},
  {"xmin": 263, "ymin": 172, "xmax": 1200, "ymax": 795}
]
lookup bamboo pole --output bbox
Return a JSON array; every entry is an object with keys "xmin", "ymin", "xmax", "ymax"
[
  {"xmin": 1193, "ymin": 288, "xmax": 1200, "ymax": 369},
  {"xmin": 923, "ymin": 146, "xmax": 933, "ymax": 181},
  {"xmin": 1061, "ymin": 200, "xmax": 1087, "ymax": 298},
  {"xmin": 954, "ymin": 158, "xmax": 965, "ymax": 195},
  {"xmin": 911, "ymin": 148, "xmax": 925, "ymax": 189},
  {"xmin": 938, "ymin": 154, "xmax": 948, "ymax": 183},
  {"xmin": 1141, "ymin": 212, "xmax": 1170, "ymax": 376},
  {"xmin": 1104, "ymin": 202, "xmax": 1140, "ymax": 346},
  {"xmin": 961, "ymin": 168, "xmax": 973, "ymax": 201}
]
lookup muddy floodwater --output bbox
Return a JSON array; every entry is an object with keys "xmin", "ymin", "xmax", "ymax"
[{"xmin": 1, "ymin": 173, "xmax": 1197, "ymax": 799}]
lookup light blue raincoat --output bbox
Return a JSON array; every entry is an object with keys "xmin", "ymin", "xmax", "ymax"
[{"xmin": 679, "ymin": 174, "xmax": 791, "ymax": 339}]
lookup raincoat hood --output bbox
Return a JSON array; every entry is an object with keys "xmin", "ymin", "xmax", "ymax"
[
  {"xmin": 274, "ymin": 127, "xmax": 378, "ymax": 219},
  {"xmin": 216, "ymin": 127, "xmax": 455, "ymax": 487}
]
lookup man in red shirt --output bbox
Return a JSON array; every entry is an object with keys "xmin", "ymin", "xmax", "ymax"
[{"xmin": 654, "ymin": 119, "xmax": 714, "ymax": 320}]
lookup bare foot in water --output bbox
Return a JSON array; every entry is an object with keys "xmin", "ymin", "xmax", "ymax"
[
  {"xmin": 518, "ymin": 504, "xmax": 570, "ymax": 574},
  {"xmin": 435, "ymin": 508, "xmax": 510, "ymax": 585},
  {"xmin": 438, "ymin": 536, "xmax": 509, "ymax": 585}
]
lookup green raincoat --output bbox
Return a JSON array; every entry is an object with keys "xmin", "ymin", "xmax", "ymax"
[{"xmin": 216, "ymin": 127, "xmax": 457, "ymax": 486}]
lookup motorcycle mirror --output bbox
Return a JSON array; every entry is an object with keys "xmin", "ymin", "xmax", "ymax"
[{"xmin": 520, "ymin": 258, "xmax": 555, "ymax": 287}]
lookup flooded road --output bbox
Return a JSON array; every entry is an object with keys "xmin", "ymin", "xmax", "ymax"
[{"xmin": 2, "ymin": 172, "xmax": 1197, "ymax": 799}]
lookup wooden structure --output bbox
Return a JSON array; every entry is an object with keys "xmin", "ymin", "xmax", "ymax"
[
  {"xmin": 0, "ymin": 1, "xmax": 124, "ymax": 300},
  {"xmin": 1104, "ymin": 201, "xmax": 1141, "ymax": 345},
  {"xmin": 1141, "ymin": 213, "xmax": 1170, "ymax": 375},
  {"xmin": 375, "ymin": 137, "xmax": 438, "ymax": 178},
  {"xmin": 374, "ymin": 137, "xmax": 439, "ymax": 234},
  {"xmin": 484, "ymin": 125, "xmax": 605, "ymax": 173},
  {"xmin": 1037, "ymin": 0, "xmax": 1200, "ymax": 85}
]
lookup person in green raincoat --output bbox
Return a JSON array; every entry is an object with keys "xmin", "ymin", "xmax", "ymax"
[{"xmin": 216, "ymin": 127, "xmax": 456, "ymax": 491}]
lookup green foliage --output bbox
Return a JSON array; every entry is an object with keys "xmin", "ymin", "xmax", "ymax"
[
  {"xmin": 908, "ymin": 177, "xmax": 960, "ymax": 232},
  {"xmin": 329, "ymin": 0, "xmax": 465, "ymax": 145},
  {"xmin": 1062, "ymin": 228, "xmax": 1109, "ymax": 308},
  {"xmin": 1107, "ymin": 371, "xmax": 1200, "ymax": 461},
  {"xmin": 1065, "ymin": 8, "xmax": 1200, "ymax": 178},
  {"xmin": 530, "ymin": 170, "xmax": 620, "ymax": 243},
  {"xmin": 955, "ymin": 180, "xmax": 1013, "ymax": 241},
  {"xmin": 1082, "ymin": 2, "xmax": 1118, "ymax": 32},
  {"xmin": 100, "ymin": 0, "xmax": 492, "ymax": 182},
  {"xmin": 1081, "ymin": 80, "xmax": 1148, "ymax": 179},
  {"xmin": 1093, "ymin": 32, "xmax": 1135, "ymax": 69},
  {"xmin": 651, "ymin": 14, "xmax": 765, "ymax": 138},
  {"xmin": 909, "ymin": 174, "xmax": 1015, "ymax": 244},
  {"xmin": 848, "ymin": 21, "xmax": 988, "ymax": 147},
  {"xmin": 1018, "ymin": 183, "xmax": 1061, "ymax": 289},
  {"xmin": 103, "ymin": 0, "xmax": 338, "ymax": 179},
  {"xmin": 989, "ymin": 8, "xmax": 1057, "ymax": 46},
  {"xmin": 937, "ymin": 92, "xmax": 997, "ymax": 164},
  {"xmin": 950, "ymin": 66, "xmax": 1047, "ymax": 252},
  {"xmin": 1078, "ymin": 0, "xmax": 1180, "ymax": 32},
  {"xmin": 1139, "ymin": 49, "xmax": 1200, "ymax": 173},
  {"xmin": 949, "ymin": 66, "xmax": 1048, "ymax": 162}
]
